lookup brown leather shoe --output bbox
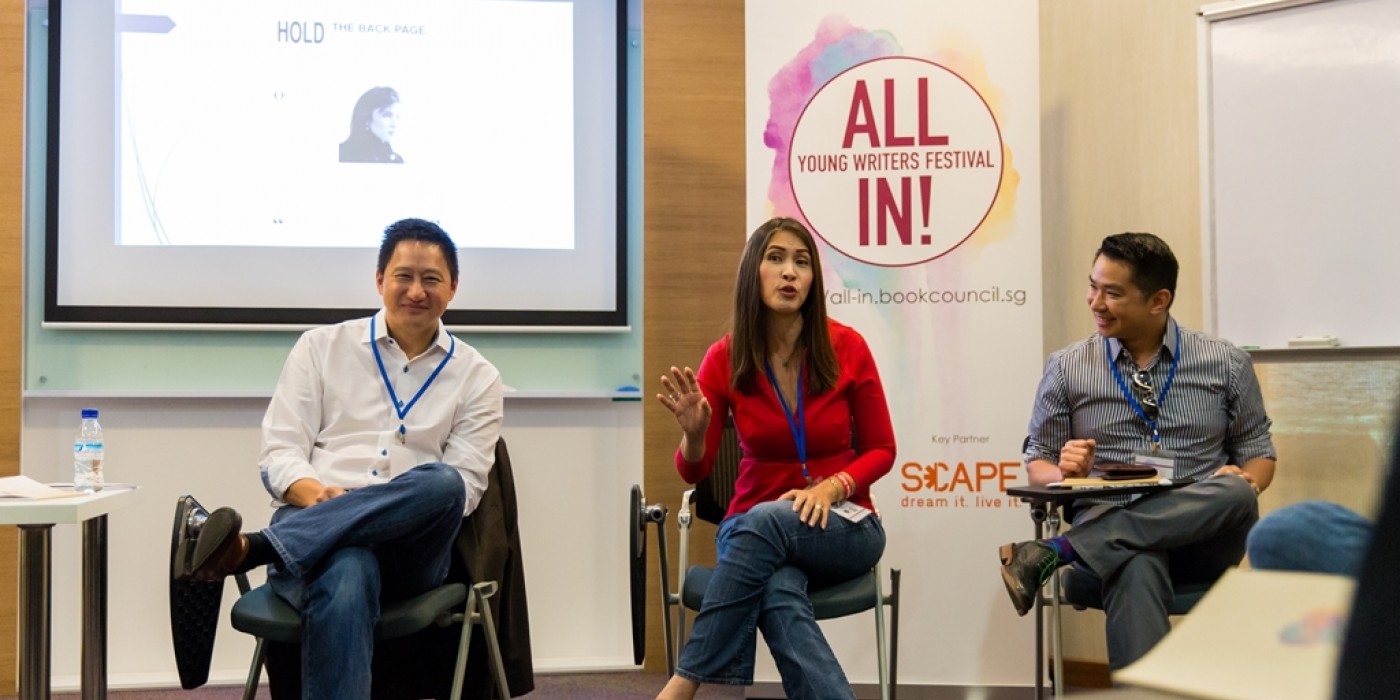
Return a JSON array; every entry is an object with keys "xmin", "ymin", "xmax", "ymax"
[
  {"xmin": 999, "ymin": 541, "xmax": 1061, "ymax": 616},
  {"xmin": 185, "ymin": 507, "xmax": 247, "ymax": 582}
]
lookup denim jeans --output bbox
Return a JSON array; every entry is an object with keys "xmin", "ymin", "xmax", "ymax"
[
  {"xmin": 1247, "ymin": 499, "xmax": 1373, "ymax": 576},
  {"xmin": 676, "ymin": 499, "xmax": 886, "ymax": 700},
  {"xmin": 264, "ymin": 462, "xmax": 466, "ymax": 700}
]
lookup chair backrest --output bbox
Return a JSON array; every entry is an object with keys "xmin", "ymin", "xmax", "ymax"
[{"xmin": 691, "ymin": 416, "xmax": 741, "ymax": 525}]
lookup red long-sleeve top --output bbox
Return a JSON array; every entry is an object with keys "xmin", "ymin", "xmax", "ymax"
[{"xmin": 676, "ymin": 320, "xmax": 896, "ymax": 517}]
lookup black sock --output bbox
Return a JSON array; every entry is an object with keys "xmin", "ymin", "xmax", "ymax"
[{"xmin": 240, "ymin": 531, "xmax": 283, "ymax": 572}]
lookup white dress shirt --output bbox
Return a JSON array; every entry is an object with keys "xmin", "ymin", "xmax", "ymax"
[{"xmin": 259, "ymin": 310, "xmax": 504, "ymax": 515}]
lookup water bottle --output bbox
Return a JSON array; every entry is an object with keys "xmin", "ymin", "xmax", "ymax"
[{"xmin": 73, "ymin": 408, "xmax": 104, "ymax": 493}]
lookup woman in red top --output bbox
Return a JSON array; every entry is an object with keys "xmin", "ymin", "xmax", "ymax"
[{"xmin": 656, "ymin": 217, "xmax": 896, "ymax": 700}]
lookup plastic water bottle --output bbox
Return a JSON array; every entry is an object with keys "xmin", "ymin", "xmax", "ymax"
[{"xmin": 73, "ymin": 408, "xmax": 104, "ymax": 493}]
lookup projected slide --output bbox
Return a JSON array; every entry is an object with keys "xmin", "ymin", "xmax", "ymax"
[
  {"xmin": 117, "ymin": 0, "xmax": 575, "ymax": 249},
  {"xmin": 50, "ymin": 0, "xmax": 622, "ymax": 326}
]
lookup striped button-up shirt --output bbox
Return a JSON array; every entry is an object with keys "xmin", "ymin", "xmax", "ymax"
[{"xmin": 1025, "ymin": 317, "xmax": 1275, "ymax": 485}]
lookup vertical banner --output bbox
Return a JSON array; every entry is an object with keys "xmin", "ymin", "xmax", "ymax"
[{"xmin": 747, "ymin": 1, "xmax": 1041, "ymax": 688}]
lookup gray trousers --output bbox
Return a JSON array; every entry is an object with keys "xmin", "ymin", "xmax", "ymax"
[{"xmin": 1065, "ymin": 476, "xmax": 1258, "ymax": 669}]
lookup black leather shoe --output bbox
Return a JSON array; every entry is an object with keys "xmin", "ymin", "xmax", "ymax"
[
  {"xmin": 169, "ymin": 494, "xmax": 225, "ymax": 689},
  {"xmin": 175, "ymin": 501, "xmax": 246, "ymax": 582},
  {"xmin": 999, "ymin": 541, "xmax": 1061, "ymax": 616},
  {"xmin": 190, "ymin": 507, "xmax": 247, "ymax": 582},
  {"xmin": 173, "ymin": 495, "xmax": 211, "ymax": 581}
]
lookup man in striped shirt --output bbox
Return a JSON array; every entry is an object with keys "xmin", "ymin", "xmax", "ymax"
[{"xmin": 999, "ymin": 232, "xmax": 1276, "ymax": 669}]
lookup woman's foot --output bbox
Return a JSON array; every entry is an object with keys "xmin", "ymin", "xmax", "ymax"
[{"xmin": 656, "ymin": 674, "xmax": 700, "ymax": 700}]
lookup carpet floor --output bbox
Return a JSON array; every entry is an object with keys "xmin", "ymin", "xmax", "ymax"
[{"xmin": 1, "ymin": 671, "xmax": 748, "ymax": 699}]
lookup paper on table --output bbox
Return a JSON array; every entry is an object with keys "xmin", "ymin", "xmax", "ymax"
[
  {"xmin": 1115, "ymin": 568, "xmax": 1354, "ymax": 700},
  {"xmin": 0, "ymin": 475, "xmax": 86, "ymax": 499},
  {"xmin": 1052, "ymin": 476, "xmax": 1163, "ymax": 489}
]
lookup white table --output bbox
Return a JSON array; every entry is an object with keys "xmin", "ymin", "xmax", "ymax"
[{"xmin": 0, "ymin": 485, "xmax": 139, "ymax": 700}]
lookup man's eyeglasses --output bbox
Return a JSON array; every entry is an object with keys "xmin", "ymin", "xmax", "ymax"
[{"xmin": 1132, "ymin": 369, "xmax": 1159, "ymax": 422}]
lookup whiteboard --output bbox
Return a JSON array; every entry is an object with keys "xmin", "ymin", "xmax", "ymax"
[{"xmin": 1200, "ymin": 0, "xmax": 1400, "ymax": 349}]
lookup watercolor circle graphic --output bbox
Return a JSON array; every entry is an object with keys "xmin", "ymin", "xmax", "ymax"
[{"xmin": 789, "ymin": 56, "xmax": 1004, "ymax": 266}]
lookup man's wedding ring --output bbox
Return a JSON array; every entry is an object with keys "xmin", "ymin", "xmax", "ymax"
[{"xmin": 669, "ymin": 394, "xmax": 678, "ymax": 402}]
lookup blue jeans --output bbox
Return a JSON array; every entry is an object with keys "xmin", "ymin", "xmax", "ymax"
[
  {"xmin": 676, "ymin": 500, "xmax": 886, "ymax": 700},
  {"xmin": 264, "ymin": 462, "xmax": 466, "ymax": 700},
  {"xmin": 1247, "ymin": 500, "xmax": 1372, "ymax": 576}
]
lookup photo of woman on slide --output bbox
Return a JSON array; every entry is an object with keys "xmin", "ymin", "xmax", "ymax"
[{"xmin": 338, "ymin": 86, "xmax": 404, "ymax": 164}]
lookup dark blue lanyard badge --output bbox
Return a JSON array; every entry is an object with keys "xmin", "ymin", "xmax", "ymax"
[
  {"xmin": 764, "ymin": 360, "xmax": 809, "ymax": 484},
  {"xmin": 1107, "ymin": 324, "xmax": 1180, "ymax": 451},
  {"xmin": 371, "ymin": 316, "xmax": 455, "ymax": 441}
]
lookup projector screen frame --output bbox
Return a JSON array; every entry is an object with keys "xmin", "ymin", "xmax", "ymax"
[{"xmin": 42, "ymin": 0, "xmax": 630, "ymax": 331}]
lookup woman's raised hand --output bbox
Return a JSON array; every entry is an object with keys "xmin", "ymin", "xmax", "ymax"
[{"xmin": 658, "ymin": 366, "xmax": 711, "ymax": 440}]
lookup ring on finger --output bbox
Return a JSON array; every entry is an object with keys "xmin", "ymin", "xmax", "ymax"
[{"xmin": 668, "ymin": 394, "xmax": 678, "ymax": 401}]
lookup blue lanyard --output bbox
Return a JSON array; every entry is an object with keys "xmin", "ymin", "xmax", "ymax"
[
  {"xmin": 1106, "ymin": 323, "xmax": 1180, "ymax": 449},
  {"xmin": 764, "ymin": 360, "xmax": 809, "ymax": 484},
  {"xmin": 371, "ymin": 316, "xmax": 455, "ymax": 441}
]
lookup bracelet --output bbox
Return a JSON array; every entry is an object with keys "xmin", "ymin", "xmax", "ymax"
[
  {"xmin": 833, "ymin": 471, "xmax": 856, "ymax": 499},
  {"xmin": 825, "ymin": 476, "xmax": 848, "ymax": 502}
]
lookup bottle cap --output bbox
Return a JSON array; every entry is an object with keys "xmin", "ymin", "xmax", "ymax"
[{"xmin": 81, "ymin": 408, "xmax": 99, "ymax": 419}]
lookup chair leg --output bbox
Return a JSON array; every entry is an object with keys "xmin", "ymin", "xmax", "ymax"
[
  {"xmin": 873, "ymin": 567, "xmax": 888, "ymax": 700},
  {"xmin": 242, "ymin": 638, "xmax": 266, "ymax": 700},
  {"xmin": 448, "ymin": 588, "xmax": 475, "ymax": 700},
  {"xmin": 1048, "ymin": 579, "xmax": 1065, "ymax": 699},
  {"xmin": 652, "ymin": 516, "xmax": 677, "ymax": 676},
  {"xmin": 661, "ymin": 592, "xmax": 686, "ymax": 677},
  {"xmin": 674, "ymin": 605, "xmax": 690, "ymax": 668},
  {"xmin": 475, "ymin": 582, "xmax": 512, "ymax": 700},
  {"xmin": 889, "ymin": 568, "xmax": 901, "ymax": 700},
  {"xmin": 1047, "ymin": 510, "xmax": 1065, "ymax": 700},
  {"xmin": 1031, "ymin": 502, "xmax": 1048, "ymax": 700},
  {"xmin": 448, "ymin": 582, "xmax": 513, "ymax": 700}
]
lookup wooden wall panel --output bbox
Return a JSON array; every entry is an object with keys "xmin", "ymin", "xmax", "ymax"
[
  {"xmin": 641, "ymin": 0, "xmax": 745, "ymax": 673},
  {"xmin": 1039, "ymin": 0, "xmax": 1212, "ymax": 665},
  {"xmin": 1, "ymin": 0, "xmax": 24, "ymax": 690},
  {"xmin": 1040, "ymin": 0, "xmax": 1206, "ymax": 356}
]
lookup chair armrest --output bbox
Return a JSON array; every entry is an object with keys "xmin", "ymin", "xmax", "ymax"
[
  {"xmin": 676, "ymin": 488, "xmax": 697, "ymax": 593},
  {"xmin": 678, "ymin": 488, "xmax": 695, "ymax": 529}
]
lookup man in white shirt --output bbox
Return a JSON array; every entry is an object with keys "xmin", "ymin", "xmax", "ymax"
[{"xmin": 176, "ymin": 218, "xmax": 503, "ymax": 698}]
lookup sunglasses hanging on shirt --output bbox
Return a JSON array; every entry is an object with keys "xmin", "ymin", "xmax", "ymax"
[{"xmin": 1131, "ymin": 369, "xmax": 1160, "ymax": 423}]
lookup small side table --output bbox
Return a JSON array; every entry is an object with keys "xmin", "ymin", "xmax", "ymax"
[{"xmin": 0, "ymin": 485, "xmax": 140, "ymax": 700}]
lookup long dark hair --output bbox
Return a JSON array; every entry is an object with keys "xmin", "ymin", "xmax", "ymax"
[{"xmin": 730, "ymin": 217, "xmax": 839, "ymax": 394}]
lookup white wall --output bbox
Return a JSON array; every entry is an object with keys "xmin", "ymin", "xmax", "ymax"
[{"xmin": 22, "ymin": 396, "xmax": 642, "ymax": 690}]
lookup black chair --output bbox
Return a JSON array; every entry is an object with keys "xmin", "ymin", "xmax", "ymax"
[
  {"xmin": 169, "ymin": 445, "xmax": 515, "ymax": 700},
  {"xmin": 228, "ymin": 566, "xmax": 508, "ymax": 700},
  {"xmin": 634, "ymin": 418, "xmax": 901, "ymax": 699}
]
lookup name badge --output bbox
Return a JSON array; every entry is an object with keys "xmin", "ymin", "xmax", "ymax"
[
  {"xmin": 830, "ymin": 500, "xmax": 874, "ymax": 523},
  {"xmin": 1132, "ymin": 450, "xmax": 1176, "ymax": 479}
]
